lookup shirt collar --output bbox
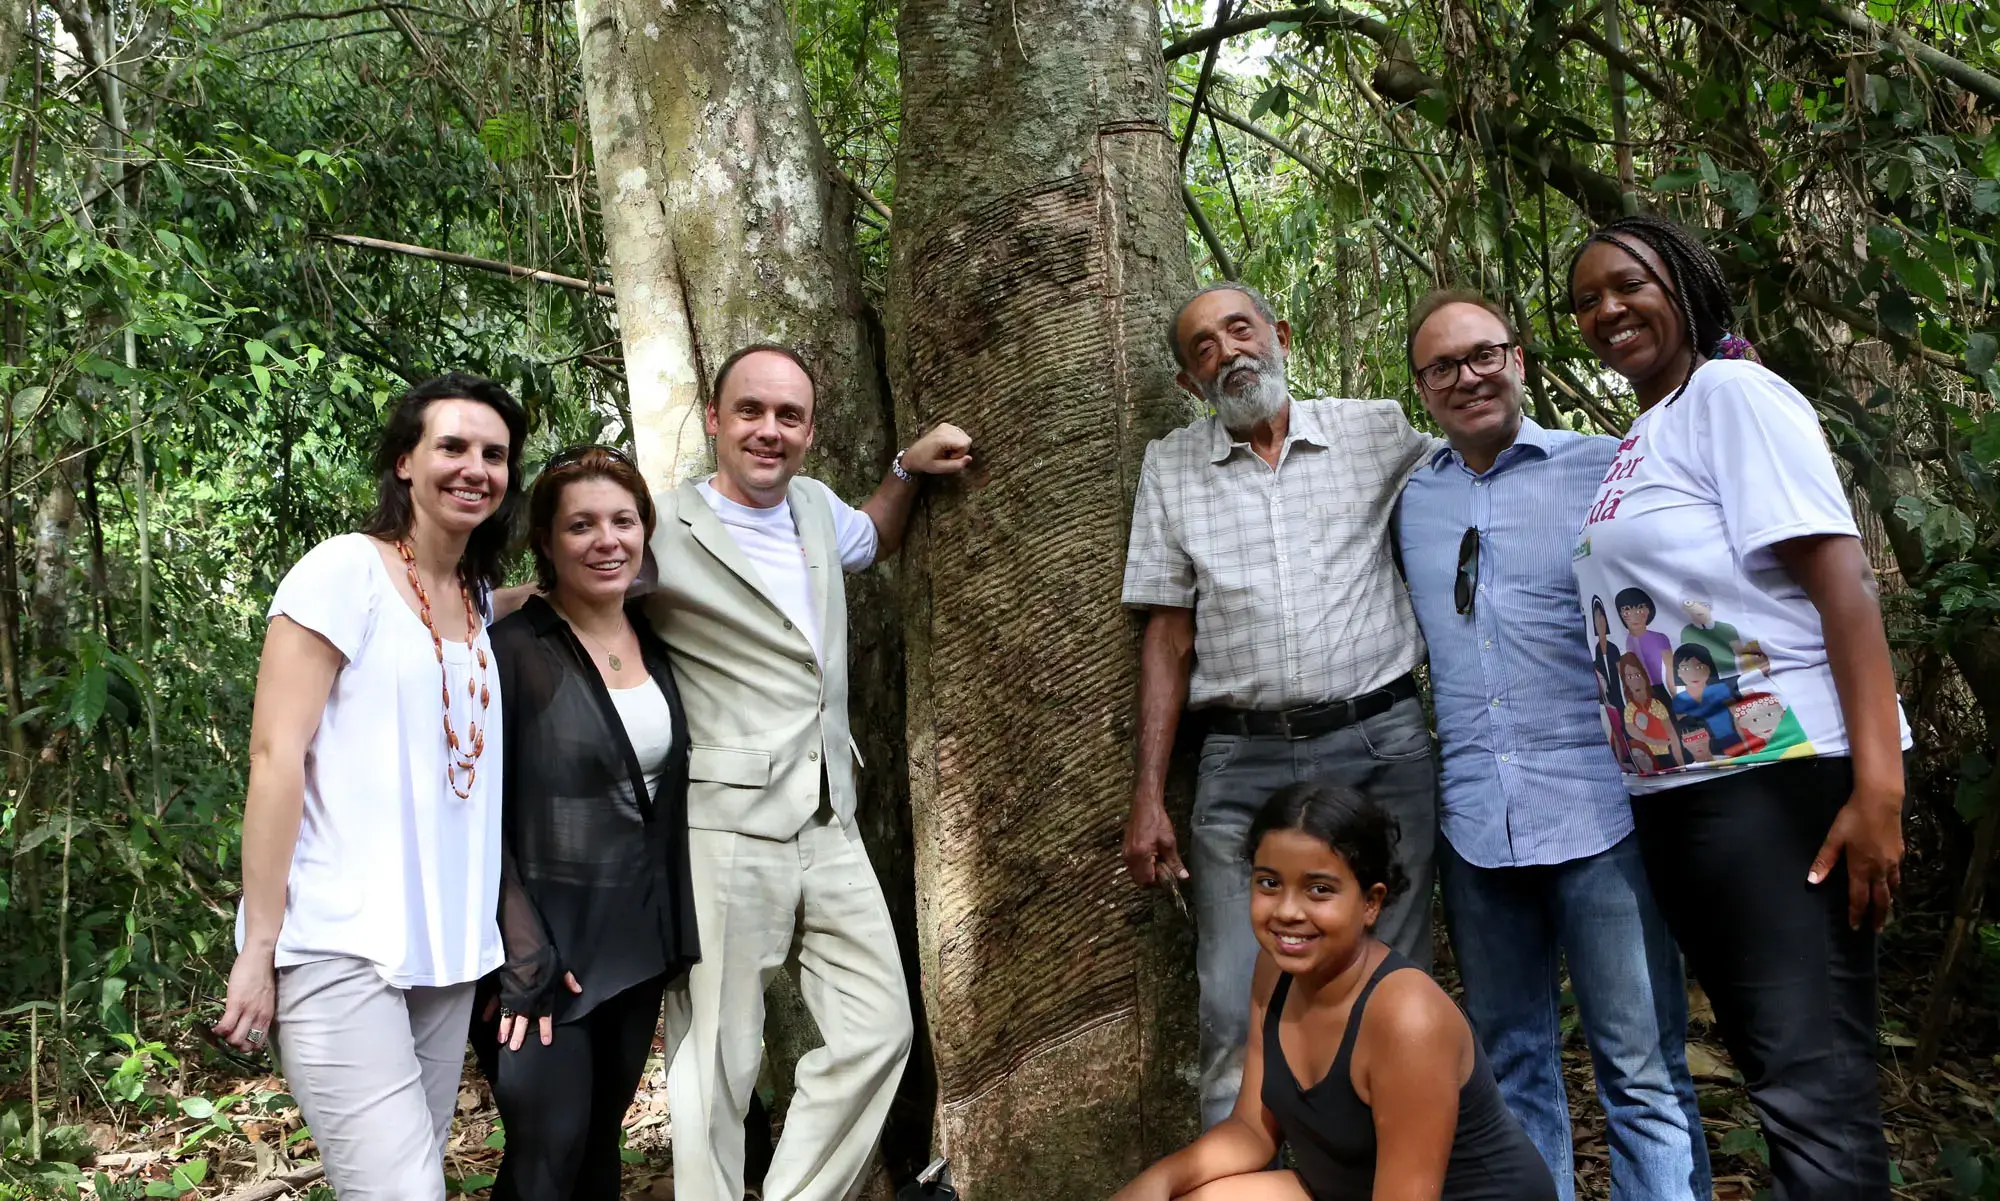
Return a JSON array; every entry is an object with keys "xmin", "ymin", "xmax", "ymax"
[
  {"xmin": 1427, "ymin": 415, "xmax": 1552, "ymax": 474},
  {"xmin": 1207, "ymin": 399, "xmax": 1327, "ymax": 464}
]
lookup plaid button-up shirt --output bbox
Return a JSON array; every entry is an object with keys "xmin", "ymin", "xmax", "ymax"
[{"xmin": 1122, "ymin": 398, "xmax": 1435, "ymax": 710}]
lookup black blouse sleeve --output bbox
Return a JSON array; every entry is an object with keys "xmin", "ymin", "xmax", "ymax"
[{"xmin": 491, "ymin": 618, "xmax": 565, "ymax": 1016}]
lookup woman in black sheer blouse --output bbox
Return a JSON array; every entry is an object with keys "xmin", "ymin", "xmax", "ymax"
[{"xmin": 474, "ymin": 445, "xmax": 700, "ymax": 1200}]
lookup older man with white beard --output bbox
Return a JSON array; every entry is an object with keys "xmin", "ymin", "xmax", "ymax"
[{"xmin": 1121, "ymin": 283, "xmax": 1440, "ymax": 1128}]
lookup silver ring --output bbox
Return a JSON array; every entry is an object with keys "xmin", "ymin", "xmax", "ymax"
[{"xmin": 247, "ymin": 1028, "xmax": 266, "ymax": 1046}]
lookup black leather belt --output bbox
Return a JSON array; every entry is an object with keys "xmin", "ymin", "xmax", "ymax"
[{"xmin": 1202, "ymin": 674, "xmax": 1419, "ymax": 740}]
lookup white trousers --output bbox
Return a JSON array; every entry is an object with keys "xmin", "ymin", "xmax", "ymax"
[
  {"xmin": 275, "ymin": 956, "xmax": 474, "ymax": 1200},
  {"xmin": 666, "ymin": 816, "xmax": 913, "ymax": 1201}
]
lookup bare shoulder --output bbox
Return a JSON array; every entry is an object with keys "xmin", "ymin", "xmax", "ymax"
[{"xmin": 1361, "ymin": 968, "xmax": 1468, "ymax": 1048}]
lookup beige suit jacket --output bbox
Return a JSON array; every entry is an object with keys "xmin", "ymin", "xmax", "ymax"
[{"xmin": 645, "ymin": 478, "xmax": 860, "ymax": 841}]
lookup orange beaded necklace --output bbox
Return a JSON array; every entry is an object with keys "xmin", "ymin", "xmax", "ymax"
[{"xmin": 396, "ymin": 539, "xmax": 490, "ymax": 799}]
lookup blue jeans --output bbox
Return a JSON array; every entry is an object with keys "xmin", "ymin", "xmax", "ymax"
[
  {"xmin": 1439, "ymin": 833, "xmax": 1711, "ymax": 1201},
  {"xmin": 1189, "ymin": 695, "xmax": 1439, "ymax": 1129}
]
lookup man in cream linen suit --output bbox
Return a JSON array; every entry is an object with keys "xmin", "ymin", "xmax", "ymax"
[{"xmin": 650, "ymin": 344, "xmax": 971, "ymax": 1201}]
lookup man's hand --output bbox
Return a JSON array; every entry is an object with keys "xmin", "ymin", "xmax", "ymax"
[
  {"xmin": 1807, "ymin": 782, "xmax": 1904, "ymax": 931},
  {"xmin": 901, "ymin": 423, "xmax": 973, "ymax": 476},
  {"xmin": 1123, "ymin": 799, "xmax": 1187, "ymax": 888}
]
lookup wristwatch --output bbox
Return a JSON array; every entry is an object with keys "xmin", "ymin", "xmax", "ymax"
[{"xmin": 892, "ymin": 448, "xmax": 913, "ymax": 482}]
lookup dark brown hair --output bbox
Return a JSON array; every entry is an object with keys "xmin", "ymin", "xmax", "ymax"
[
  {"xmin": 710, "ymin": 343, "xmax": 817, "ymax": 413},
  {"xmin": 359, "ymin": 373, "xmax": 528, "ymax": 594},
  {"xmin": 1405, "ymin": 289, "xmax": 1516, "ymax": 370},
  {"xmin": 1245, "ymin": 782, "xmax": 1409, "ymax": 906},
  {"xmin": 527, "ymin": 446, "xmax": 656, "ymax": 593}
]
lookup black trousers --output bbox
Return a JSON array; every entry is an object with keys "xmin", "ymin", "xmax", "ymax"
[
  {"xmin": 1631, "ymin": 756, "xmax": 1890, "ymax": 1200},
  {"xmin": 473, "ymin": 974, "xmax": 668, "ymax": 1201}
]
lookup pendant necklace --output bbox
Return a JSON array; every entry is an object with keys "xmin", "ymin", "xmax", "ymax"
[{"xmin": 559, "ymin": 602, "xmax": 629, "ymax": 672}]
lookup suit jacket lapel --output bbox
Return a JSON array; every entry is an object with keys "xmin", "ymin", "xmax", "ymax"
[
  {"xmin": 791, "ymin": 479, "xmax": 834, "ymax": 650},
  {"xmin": 676, "ymin": 480, "xmax": 781, "ymax": 611}
]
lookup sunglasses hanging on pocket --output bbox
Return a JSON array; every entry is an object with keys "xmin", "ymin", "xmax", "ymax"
[{"xmin": 1454, "ymin": 526, "xmax": 1480, "ymax": 616}]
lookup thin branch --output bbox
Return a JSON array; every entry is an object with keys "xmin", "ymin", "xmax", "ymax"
[
  {"xmin": 1195, "ymin": 98, "xmax": 1335, "ymax": 185},
  {"xmin": 1182, "ymin": 184, "xmax": 1239, "ymax": 280},
  {"xmin": 1539, "ymin": 357, "xmax": 1627, "ymax": 435},
  {"xmin": 1565, "ymin": 21, "xmax": 1671, "ymax": 105},
  {"xmin": 1190, "ymin": 95, "xmax": 1434, "ymax": 278},
  {"xmin": 245, "ymin": 26, "xmax": 399, "ymax": 55},
  {"xmin": 1338, "ymin": 60, "xmax": 1450, "ymax": 207},
  {"xmin": 1818, "ymin": 2, "xmax": 2000, "ymax": 107},
  {"xmin": 317, "ymin": 233, "xmax": 615, "ymax": 297},
  {"xmin": 1164, "ymin": 3, "xmax": 1395, "ymax": 62},
  {"xmin": 1207, "ymin": 111, "xmax": 1254, "ymax": 254},
  {"xmin": 224, "ymin": 4, "xmax": 466, "ymax": 38},
  {"xmin": 1179, "ymin": 0, "xmax": 1234, "ymax": 170},
  {"xmin": 1797, "ymin": 290, "xmax": 1974, "ymax": 377},
  {"xmin": 27, "ymin": 160, "xmax": 154, "ymax": 235},
  {"xmin": 830, "ymin": 164, "xmax": 892, "ymax": 223},
  {"xmin": 1373, "ymin": 218, "xmax": 1436, "ymax": 280}
]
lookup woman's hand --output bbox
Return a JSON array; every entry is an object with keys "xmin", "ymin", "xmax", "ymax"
[
  {"xmin": 214, "ymin": 949, "xmax": 278, "ymax": 1053},
  {"xmin": 1809, "ymin": 783, "xmax": 1904, "ymax": 931},
  {"xmin": 499, "ymin": 972, "xmax": 583, "ymax": 1051}
]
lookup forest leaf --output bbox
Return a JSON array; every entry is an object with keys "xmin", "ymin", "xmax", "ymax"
[
  {"xmin": 70, "ymin": 663, "xmax": 108, "ymax": 731},
  {"xmin": 1248, "ymin": 84, "xmax": 1289, "ymax": 120},
  {"xmin": 1718, "ymin": 1126, "xmax": 1769, "ymax": 1164},
  {"xmin": 1719, "ymin": 169, "xmax": 1760, "ymax": 217},
  {"xmin": 1973, "ymin": 179, "xmax": 2000, "ymax": 215},
  {"xmin": 1892, "ymin": 253, "xmax": 1950, "ymax": 308},
  {"xmin": 1649, "ymin": 168, "xmax": 1702, "ymax": 192},
  {"xmin": 1877, "ymin": 289, "xmax": 1918, "ymax": 338},
  {"xmin": 1920, "ymin": 504, "xmax": 1975, "ymax": 560},
  {"xmin": 1967, "ymin": 333, "xmax": 1997, "ymax": 377}
]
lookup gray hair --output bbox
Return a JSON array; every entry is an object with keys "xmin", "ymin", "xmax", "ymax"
[{"xmin": 1166, "ymin": 283, "xmax": 1281, "ymax": 368}]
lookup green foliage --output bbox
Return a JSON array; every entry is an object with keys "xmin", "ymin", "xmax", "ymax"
[
  {"xmin": 0, "ymin": 0, "xmax": 1992, "ymax": 1190},
  {"xmin": 0, "ymin": 0, "xmax": 625, "ymax": 1173}
]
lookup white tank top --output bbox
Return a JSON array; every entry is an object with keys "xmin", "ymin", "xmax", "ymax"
[{"xmin": 607, "ymin": 679, "xmax": 674, "ymax": 801}]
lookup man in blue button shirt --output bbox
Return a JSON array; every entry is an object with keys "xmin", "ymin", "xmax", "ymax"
[{"xmin": 1396, "ymin": 292, "xmax": 1710, "ymax": 1200}]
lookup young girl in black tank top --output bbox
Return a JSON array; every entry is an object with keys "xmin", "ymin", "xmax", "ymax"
[{"xmin": 1114, "ymin": 783, "xmax": 1555, "ymax": 1201}]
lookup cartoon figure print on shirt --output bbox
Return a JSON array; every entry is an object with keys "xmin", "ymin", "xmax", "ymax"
[{"xmin": 1576, "ymin": 432, "xmax": 1813, "ymax": 779}]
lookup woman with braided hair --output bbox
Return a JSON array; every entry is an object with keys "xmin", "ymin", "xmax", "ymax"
[{"xmin": 1566, "ymin": 214, "xmax": 1910, "ymax": 1199}]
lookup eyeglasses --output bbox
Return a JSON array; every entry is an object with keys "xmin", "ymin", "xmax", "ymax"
[
  {"xmin": 1454, "ymin": 527, "xmax": 1480, "ymax": 616},
  {"xmin": 1417, "ymin": 342, "xmax": 1517, "ymax": 392},
  {"xmin": 542, "ymin": 443, "xmax": 636, "ymax": 473}
]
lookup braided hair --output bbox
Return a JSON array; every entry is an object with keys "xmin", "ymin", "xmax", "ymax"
[{"xmin": 1565, "ymin": 215, "xmax": 1750, "ymax": 407}]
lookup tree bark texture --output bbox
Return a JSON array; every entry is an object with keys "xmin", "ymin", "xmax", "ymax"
[
  {"xmin": 888, "ymin": 0, "xmax": 1200, "ymax": 1190},
  {"xmin": 572, "ymin": 0, "xmax": 929, "ymax": 1175},
  {"xmin": 0, "ymin": 0, "xmax": 25, "ymax": 106}
]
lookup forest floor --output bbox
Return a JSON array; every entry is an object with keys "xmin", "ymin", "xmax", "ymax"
[{"xmin": 27, "ymin": 891, "xmax": 2000, "ymax": 1201}]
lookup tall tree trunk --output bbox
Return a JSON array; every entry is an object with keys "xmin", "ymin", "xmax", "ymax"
[
  {"xmin": 573, "ymin": 0, "xmax": 928, "ymax": 1176},
  {"xmin": 888, "ymin": 0, "xmax": 1199, "ymax": 1191},
  {"xmin": 0, "ymin": 0, "xmax": 25, "ymax": 104}
]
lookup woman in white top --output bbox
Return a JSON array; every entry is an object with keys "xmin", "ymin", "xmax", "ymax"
[
  {"xmin": 1566, "ymin": 215, "xmax": 1908, "ymax": 1199},
  {"xmin": 472, "ymin": 445, "xmax": 699, "ymax": 1200},
  {"xmin": 214, "ymin": 373, "xmax": 527, "ymax": 1199}
]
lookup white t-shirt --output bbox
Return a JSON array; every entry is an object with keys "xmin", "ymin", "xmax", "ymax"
[
  {"xmin": 696, "ymin": 477, "xmax": 878, "ymax": 661},
  {"xmin": 608, "ymin": 679, "xmax": 675, "ymax": 801},
  {"xmin": 235, "ymin": 533, "xmax": 505, "ymax": 987},
  {"xmin": 1570, "ymin": 359, "xmax": 1909, "ymax": 793}
]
